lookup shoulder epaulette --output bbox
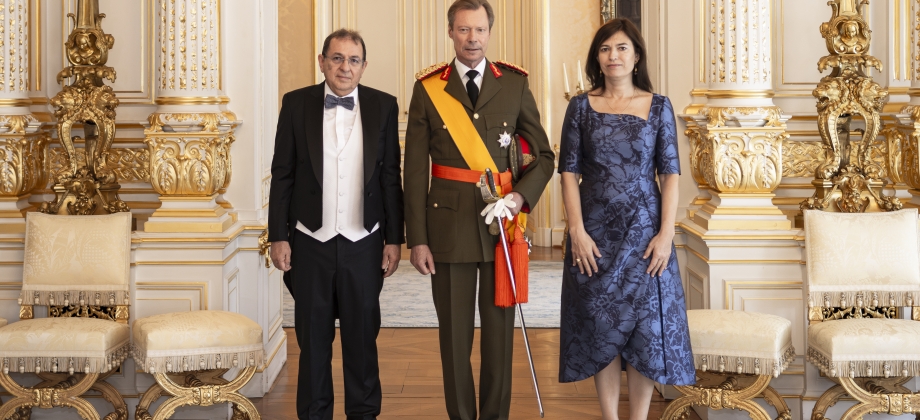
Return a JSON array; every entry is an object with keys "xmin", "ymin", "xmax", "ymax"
[
  {"xmin": 416, "ymin": 62, "xmax": 450, "ymax": 81},
  {"xmin": 493, "ymin": 60, "xmax": 528, "ymax": 77}
]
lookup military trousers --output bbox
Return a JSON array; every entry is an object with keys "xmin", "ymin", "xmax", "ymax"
[{"xmin": 431, "ymin": 261, "xmax": 515, "ymax": 420}]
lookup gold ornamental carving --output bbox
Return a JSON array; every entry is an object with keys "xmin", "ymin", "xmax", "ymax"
[
  {"xmin": 41, "ymin": 0, "xmax": 128, "ymax": 215},
  {"xmin": 696, "ymin": 130, "xmax": 785, "ymax": 193},
  {"xmin": 686, "ymin": 128, "xmax": 710, "ymax": 188},
  {"xmin": 686, "ymin": 107, "xmax": 787, "ymax": 194},
  {"xmin": 889, "ymin": 105, "xmax": 920, "ymax": 202},
  {"xmin": 144, "ymin": 112, "xmax": 235, "ymax": 197},
  {"xmin": 0, "ymin": 370, "xmax": 129, "ymax": 420},
  {"xmin": 47, "ymin": 147, "xmax": 150, "ymax": 185},
  {"xmin": 660, "ymin": 371, "xmax": 791, "ymax": 420},
  {"xmin": 259, "ymin": 229, "xmax": 271, "ymax": 268},
  {"xmin": 135, "ymin": 368, "xmax": 260, "ymax": 420},
  {"xmin": 783, "ymin": 141, "xmax": 826, "ymax": 178},
  {"xmin": 782, "ymin": 138, "xmax": 890, "ymax": 179},
  {"xmin": 801, "ymin": 0, "xmax": 901, "ymax": 213},
  {"xmin": 0, "ymin": 129, "xmax": 49, "ymax": 197},
  {"xmin": 0, "ymin": 373, "xmax": 101, "ymax": 419},
  {"xmin": 810, "ymin": 377, "xmax": 920, "ymax": 419},
  {"xmin": 47, "ymin": 304, "xmax": 129, "ymax": 324},
  {"xmin": 702, "ymin": 107, "xmax": 785, "ymax": 128}
]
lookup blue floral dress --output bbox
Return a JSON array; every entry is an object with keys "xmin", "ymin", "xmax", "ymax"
[{"xmin": 557, "ymin": 93, "xmax": 695, "ymax": 385}]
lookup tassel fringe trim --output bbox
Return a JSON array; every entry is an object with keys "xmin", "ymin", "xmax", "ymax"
[
  {"xmin": 695, "ymin": 344, "xmax": 796, "ymax": 378},
  {"xmin": 0, "ymin": 342, "xmax": 130, "ymax": 375},
  {"xmin": 18, "ymin": 289, "xmax": 129, "ymax": 307},
  {"xmin": 808, "ymin": 290, "xmax": 920, "ymax": 309},
  {"xmin": 134, "ymin": 344, "xmax": 264, "ymax": 374},
  {"xmin": 807, "ymin": 347, "xmax": 920, "ymax": 378}
]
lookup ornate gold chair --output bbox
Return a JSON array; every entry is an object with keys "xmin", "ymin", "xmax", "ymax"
[
  {"xmin": 804, "ymin": 209, "xmax": 920, "ymax": 419},
  {"xmin": 661, "ymin": 310, "xmax": 795, "ymax": 420},
  {"xmin": 132, "ymin": 310, "xmax": 263, "ymax": 420},
  {"xmin": 0, "ymin": 212, "xmax": 132, "ymax": 420}
]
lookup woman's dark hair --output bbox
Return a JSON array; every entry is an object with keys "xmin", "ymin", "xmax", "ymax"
[{"xmin": 585, "ymin": 18, "xmax": 653, "ymax": 94}]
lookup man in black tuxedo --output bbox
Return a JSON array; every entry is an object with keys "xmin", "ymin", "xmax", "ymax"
[{"xmin": 268, "ymin": 29, "xmax": 404, "ymax": 420}]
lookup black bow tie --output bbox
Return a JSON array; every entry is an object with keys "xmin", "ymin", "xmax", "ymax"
[{"xmin": 324, "ymin": 94, "xmax": 355, "ymax": 110}]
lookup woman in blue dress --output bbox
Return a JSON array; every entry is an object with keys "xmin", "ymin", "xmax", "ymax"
[{"xmin": 558, "ymin": 18, "xmax": 695, "ymax": 419}]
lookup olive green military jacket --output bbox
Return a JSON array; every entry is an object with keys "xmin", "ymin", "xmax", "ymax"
[{"xmin": 404, "ymin": 59, "xmax": 555, "ymax": 263}]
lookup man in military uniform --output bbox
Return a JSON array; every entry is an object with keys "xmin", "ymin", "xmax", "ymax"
[{"xmin": 404, "ymin": 1, "xmax": 554, "ymax": 419}]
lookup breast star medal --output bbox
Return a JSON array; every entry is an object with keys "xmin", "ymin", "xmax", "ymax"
[{"xmin": 498, "ymin": 131, "xmax": 512, "ymax": 148}]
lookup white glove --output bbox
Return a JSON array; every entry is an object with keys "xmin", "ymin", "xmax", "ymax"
[{"xmin": 481, "ymin": 195, "xmax": 516, "ymax": 225}]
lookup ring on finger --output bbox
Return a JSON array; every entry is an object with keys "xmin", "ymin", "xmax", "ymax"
[{"xmin": 576, "ymin": 258, "xmax": 582, "ymax": 263}]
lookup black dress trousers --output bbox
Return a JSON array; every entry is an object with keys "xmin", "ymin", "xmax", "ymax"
[{"xmin": 291, "ymin": 228, "xmax": 384, "ymax": 420}]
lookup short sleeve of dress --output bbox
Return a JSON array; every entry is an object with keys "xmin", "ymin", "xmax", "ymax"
[
  {"xmin": 655, "ymin": 96, "xmax": 682, "ymax": 175},
  {"xmin": 558, "ymin": 97, "xmax": 584, "ymax": 174}
]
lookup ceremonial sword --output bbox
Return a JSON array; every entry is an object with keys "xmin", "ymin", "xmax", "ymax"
[{"xmin": 483, "ymin": 168, "xmax": 544, "ymax": 418}]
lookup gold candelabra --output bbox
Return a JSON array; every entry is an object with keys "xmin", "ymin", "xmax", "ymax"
[
  {"xmin": 800, "ymin": 0, "xmax": 900, "ymax": 213},
  {"xmin": 40, "ymin": 0, "xmax": 128, "ymax": 215},
  {"xmin": 562, "ymin": 61, "xmax": 587, "ymax": 101}
]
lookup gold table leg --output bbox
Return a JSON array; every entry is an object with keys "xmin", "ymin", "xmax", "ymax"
[
  {"xmin": 838, "ymin": 377, "xmax": 920, "ymax": 420},
  {"xmin": 762, "ymin": 384, "xmax": 792, "ymax": 420},
  {"xmin": 0, "ymin": 406, "xmax": 32, "ymax": 420},
  {"xmin": 661, "ymin": 372, "xmax": 780, "ymax": 420},
  {"xmin": 33, "ymin": 371, "xmax": 126, "ymax": 420},
  {"xmin": 811, "ymin": 376, "xmax": 920, "ymax": 420},
  {"xmin": 136, "ymin": 367, "xmax": 260, "ymax": 420},
  {"xmin": 0, "ymin": 371, "xmax": 101, "ymax": 420}
]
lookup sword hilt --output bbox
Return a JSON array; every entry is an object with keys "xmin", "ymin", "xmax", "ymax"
[{"xmin": 485, "ymin": 168, "xmax": 498, "ymax": 197}]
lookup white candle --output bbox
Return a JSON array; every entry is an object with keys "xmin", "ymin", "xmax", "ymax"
[
  {"xmin": 563, "ymin": 63, "xmax": 571, "ymax": 94},
  {"xmin": 576, "ymin": 60, "xmax": 585, "ymax": 90}
]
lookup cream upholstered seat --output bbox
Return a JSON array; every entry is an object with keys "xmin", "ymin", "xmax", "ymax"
[
  {"xmin": 804, "ymin": 209, "xmax": 920, "ymax": 420},
  {"xmin": 688, "ymin": 310, "xmax": 795, "ymax": 377},
  {"xmin": 0, "ymin": 318, "xmax": 6, "ymax": 328},
  {"xmin": 662, "ymin": 309, "xmax": 795, "ymax": 420},
  {"xmin": 133, "ymin": 311, "xmax": 263, "ymax": 419},
  {"xmin": 0, "ymin": 318, "xmax": 129, "ymax": 374},
  {"xmin": 808, "ymin": 318, "xmax": 920, "ymax": 378},
  {"xmin": 0, "ymin": 212, "xmax": 132, "ymax": 420},
  {"xmin": 133, "ymin": 310, "xmax": 263, "ymax": 374}
]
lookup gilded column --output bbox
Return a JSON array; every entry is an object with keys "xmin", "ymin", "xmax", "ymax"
[
  {"xmin": 0, "ymin": 0, "xmax": 47, "ymax": 232},
  {"xmin": 143, "ymin": 0, "xmax": 238, "ymax": 233},
  {"xmin": 685, "ymin": 0, "xmax": 791, "ymax": 230},
  {"xmin": 885, "ymin": 0, "xmax": 920, "ymax": 207}
]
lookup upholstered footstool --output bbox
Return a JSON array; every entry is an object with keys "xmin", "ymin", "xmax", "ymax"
[
  {"xmin": 133, "ymin": 310, "xmax": 264, "ymax": 420},
  {"xmin": 806, "ymin": 318, "xmax": 920, "ymax": 419},
  {"xmin": 661, "ymin": 310, "xmax": 796, "ymax": 420},
  {"xmin": 0, "ymin": 317, "xmax": 130, "ymax": 420}
]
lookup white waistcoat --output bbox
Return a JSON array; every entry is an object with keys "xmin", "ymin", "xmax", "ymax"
[{"xmin": 296, "ymin": 100, "xmax": 378, "ymax": 242}]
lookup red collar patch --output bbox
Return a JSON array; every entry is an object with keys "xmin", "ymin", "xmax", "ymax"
[{"xmin": 489, "ymin": 63, "xmax": 503, "ymax": 78}]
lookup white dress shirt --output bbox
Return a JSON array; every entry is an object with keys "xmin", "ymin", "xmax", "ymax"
[
  {"xmin": 296, "ymin": 84, "xmax": 379, "ymax": 242},
  {"xmin": 454, "ymin": 59, "xmax": 487, "ymax": 91}
]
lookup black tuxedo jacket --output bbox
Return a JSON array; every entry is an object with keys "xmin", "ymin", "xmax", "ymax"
[{"xmin": 268, "ymin": 83, "xmax": 405, "ymax": 249}]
